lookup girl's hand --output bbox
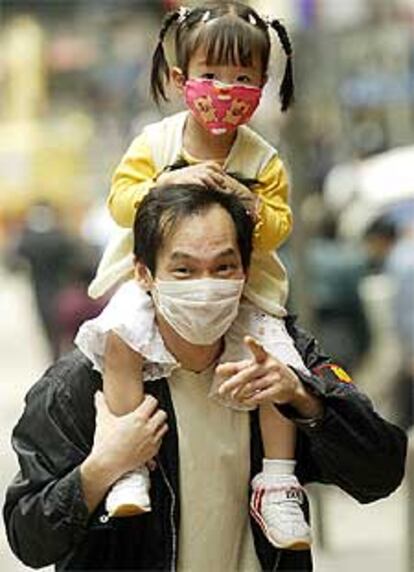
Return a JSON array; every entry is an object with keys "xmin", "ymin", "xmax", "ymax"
[
  {"xmin": 156, "ymin": 164, "xmax": 259, "ymax": 218},
  {"xmin": 220, "ymin": 175, "xmax": 259, "ymax": 216},
  {"xmin": 156, "ymin": 161, "xmax": 227, "ymax": 189}
]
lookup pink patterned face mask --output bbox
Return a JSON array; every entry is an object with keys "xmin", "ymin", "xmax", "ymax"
[{"xmin": 184, "ymin": 78, "xmax": 262, "ymax": 135}]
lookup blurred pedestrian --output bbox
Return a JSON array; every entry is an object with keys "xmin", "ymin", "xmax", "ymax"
[
  {"xmin": 8, "ymin": 201, "xmax": 75, "ymax": 359},
  {"xmin": 385, "ymin": 219, "xmax": 414, "ymax": 429},
  {"xmin": 54, "ymin": 257, "xmax": 106, "ymax": 355},
  {"xmin": 298, "ymin": 195, "xmax": 370, "ymax": 372}
]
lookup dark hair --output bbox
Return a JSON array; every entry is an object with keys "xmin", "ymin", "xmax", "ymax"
[
  {"xmin": 364, "ymin": 216, "xmax": 398, "ymax": 242},
  {"xmin": 133, "ymin": 184, "xmax": 254, "ymax": 274},
  {"xmin": 151, "ymin": 1, "xmax": 294, "ymax": 112}
]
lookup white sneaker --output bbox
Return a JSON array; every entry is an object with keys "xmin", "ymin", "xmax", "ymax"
[
  {"xmin": 250, "ymin": 473, "xmax": 311, "ymax": 550},
  {"xmin": 106, "ymin": 467, "xmax": 151, "ymax": 517}
]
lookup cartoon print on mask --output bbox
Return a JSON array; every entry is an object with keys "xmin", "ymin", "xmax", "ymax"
[
  {"xmin": 224, "ymin": 98, "xmax": 251, "ymax": 126},
  {"xmin": 193, "ymin": 95, "xmax": 218, "ymax": 123}
]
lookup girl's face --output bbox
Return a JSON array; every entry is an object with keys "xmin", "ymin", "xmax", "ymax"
[{"xmin": 172, "ymin": 45, "xmax": 266, "ymax": 136}]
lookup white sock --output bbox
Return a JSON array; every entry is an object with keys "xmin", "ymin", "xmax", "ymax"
[{"xmin": 262, "ymin": 458, "xmax": 296, "ymax": 479}]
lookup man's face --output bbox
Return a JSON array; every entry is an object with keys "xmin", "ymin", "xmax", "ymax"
[{"xmin": 140, "ymin": 204, "xmax": 246, "ymax": 284}]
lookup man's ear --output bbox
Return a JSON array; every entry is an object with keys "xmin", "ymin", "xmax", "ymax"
[
  {"xmin": 171, "ymin": 67, "xmax": 186, "ymax": 93},
  {"xmin": 134, "ymin": 260, "xmax": 153, "ymax": 291}
]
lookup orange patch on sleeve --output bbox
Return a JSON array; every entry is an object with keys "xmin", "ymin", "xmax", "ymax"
[{"xmin": 313, "ymin": 363, "xmax": 353, "ymax": 383}]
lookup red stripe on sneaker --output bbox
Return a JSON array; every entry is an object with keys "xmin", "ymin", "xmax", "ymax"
[{"xmin": 257, "ymin": 488, "xmax": 265, "ymax": 514}]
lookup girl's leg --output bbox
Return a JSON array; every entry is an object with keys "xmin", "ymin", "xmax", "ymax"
[
  {"xmin": 103, "ymin": 331, "xmax": 144, "ymax": 415},
  {"xmin": 103, "ymin": 332, "xmax": 150, "ymax": 517},
  {"xmin": 250, "ymin": 403, "xmax": 311, "ymax": 550},
  {"xmin": 259, "ymin": 403, "xmax": 295, "ymax": 460}
]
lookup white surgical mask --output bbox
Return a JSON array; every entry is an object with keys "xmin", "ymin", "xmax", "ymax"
[{"xmin": 152, "ymin": 277, "xmax": 245, "ymax": 345}]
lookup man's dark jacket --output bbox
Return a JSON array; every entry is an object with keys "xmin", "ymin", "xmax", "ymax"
[{"xmin": 3, "ymin": 317, "xmax": 407, "ymax": 571}]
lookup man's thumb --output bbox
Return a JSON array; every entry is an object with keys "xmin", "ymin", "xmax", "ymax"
[{"xmin": 244, "ymin": 336, "xmax": 267, "ymax": 364}]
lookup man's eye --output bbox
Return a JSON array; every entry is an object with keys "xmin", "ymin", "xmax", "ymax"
[
  {"xmin": 173, "ymin": 267, "xmax": 191, "ymax": 276},
  {"xmin": 216, "ymin": 264, "xmax": 236, "ymax": 273}
]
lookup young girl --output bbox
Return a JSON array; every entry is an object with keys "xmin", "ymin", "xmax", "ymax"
[{"xmin": 76, "ymin": 1, "xmax": 311, "ymax": 551}]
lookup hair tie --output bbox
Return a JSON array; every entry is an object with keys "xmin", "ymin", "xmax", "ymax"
[
  {"xmin": 202, "ymin": 10, "xmax": 211, "ymax": 23},
  {"xmin": 178, "ymin": 6, "xmax": 191, "ymax": 24},
  {"xmin": 248, "ymin": 13, "xmax": 257, "ymax": 26}
]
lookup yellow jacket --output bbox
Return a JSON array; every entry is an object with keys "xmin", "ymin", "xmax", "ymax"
[{"xmin": 90, "ymin": 112, "xmax": 292, "ymax": 316}]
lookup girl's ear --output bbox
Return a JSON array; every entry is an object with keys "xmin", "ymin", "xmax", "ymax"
[
  {"xmin": 134, "ymin": 260, "xmax": 153, "ymax": 291},
  {"xmin": 171, "ymin": 67, "xmax": 186, "ymax": 93}
]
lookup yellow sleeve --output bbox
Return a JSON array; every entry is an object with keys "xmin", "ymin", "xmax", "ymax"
[
  {"xmin": 253, "ymin": 155, "xmax": 293, "ymax": 252},
  {"xmin": 107, "ymin": 132, "xmax": 158, "ymax": 228}
]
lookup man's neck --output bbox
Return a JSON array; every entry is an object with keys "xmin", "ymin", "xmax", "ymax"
[{"xmin": 157, "ymin": 314, "xmax": 223, "ymax": 373}]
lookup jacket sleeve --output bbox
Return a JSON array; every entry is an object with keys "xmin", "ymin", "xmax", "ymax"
[
  {"xmin": 283, "ymin": 317, "xmax": 407, "ymax": 504},
  {"xmin": 252, "ymin": 155, "xmax": 293, "ymax": 252},
  {"xmin": 3, "ymin": 353, "xmax": 98, "ymax": 568},
  {"xmin": 107, "ymin": 132, "xmax": 158, "ymax": 228}
]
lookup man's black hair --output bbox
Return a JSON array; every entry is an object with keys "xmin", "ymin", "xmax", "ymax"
[
  {"xmin": 364, "ymin": 215, "xmax": 398, "ymax": 241},
  {"xmin": 133, "ymin": 184, "xmax": 254, "ymax": 274}
]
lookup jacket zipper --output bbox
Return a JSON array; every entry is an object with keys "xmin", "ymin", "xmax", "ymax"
[{"xmin": 158, "ymin": 459, "xmax": 177, "ymax": 572}]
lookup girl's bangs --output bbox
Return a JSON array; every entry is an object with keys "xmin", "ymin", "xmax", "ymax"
[{"xmin": 192, "ymin": 17, "xmax": 269, "ymax": 69}]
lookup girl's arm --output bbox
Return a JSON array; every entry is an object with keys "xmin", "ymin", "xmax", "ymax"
[
  {"xmin": 108, "ymin": 133, "xmax": 158, "ymax": 228},
  {"xmin": 252, "ymin": 155, "xmax": 293, "ymax": 252}
]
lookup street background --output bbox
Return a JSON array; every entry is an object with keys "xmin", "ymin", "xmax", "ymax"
[{"xmin": 0, "ymin": 0, "xmax": 413, "ymax": 570}]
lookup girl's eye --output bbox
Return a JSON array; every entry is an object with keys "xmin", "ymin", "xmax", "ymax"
[
  {"xmin": 201, "ymin": 72, "xmax": 216, "ymax": 80},
  {"xmin": 236, "ymin": 75, "xmax": 252, "ymax": 84}
]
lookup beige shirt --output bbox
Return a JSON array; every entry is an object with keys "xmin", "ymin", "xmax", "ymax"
[{"xmin": 168, "ymin": 365, "xmax": 261, "ymax": 572}]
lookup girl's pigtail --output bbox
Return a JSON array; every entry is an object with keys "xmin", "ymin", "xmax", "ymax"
[
  {"xmin": 268, "ymin": 18, "xmax": 294, "ymax": 112},
  {"xmin": 150, "ymin": 10, "xmax": 182, "ymax": 104}
]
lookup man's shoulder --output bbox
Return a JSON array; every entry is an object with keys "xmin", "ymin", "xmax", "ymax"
[{"xmin": 26, "ymin": 349, "xmax": 102, "ymax": 410}]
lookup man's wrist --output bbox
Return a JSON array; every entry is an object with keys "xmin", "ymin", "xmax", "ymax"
[
  {"xmin": 80, "ymin": 454, "xmax": 120, "ymax": 513},
  {"xmin": 289, "ymin": 381, "xmax": 324, "ymax": 420}
]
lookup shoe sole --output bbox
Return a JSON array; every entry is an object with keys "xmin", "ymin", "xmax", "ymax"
[
  {"xmin": 250, "ymin": 501, "xmax": 311, "ymax": 551},
  {"xmin": 108, "ymin": 503, "xmax": 151, "ymax": 518}
]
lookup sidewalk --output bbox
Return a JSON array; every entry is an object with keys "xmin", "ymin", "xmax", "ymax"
[
  {"xmin": 313, "ymin": 483, "xmax": 407, "ymax": 572},
  {"xmin": 0, "ymin": 265, "xmax": 52, "ymax": 572},
  {"xmin": 0, "ymin": 265, "xmax": 408, "ymax": 571}
]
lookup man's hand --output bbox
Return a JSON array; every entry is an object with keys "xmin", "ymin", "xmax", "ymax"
[
  {"xmin": 216, "ymin": 337, "xmax": 323, "ymax": 421},
  {"xmin": 91, "ymin": 392, "xmax": 168, "ymax": 478},
  {"xmin": 216, "ymin": 336, "xmax": 301, "ymax": 407},
  {"xmin": 80, "ymin": 393, "xmax": 168, "ymax": 513}
]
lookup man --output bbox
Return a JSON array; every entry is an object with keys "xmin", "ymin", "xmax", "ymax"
[{"xmin": 4, "ymin": 185, "xmax": 407, "ymax": 571}]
